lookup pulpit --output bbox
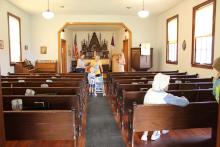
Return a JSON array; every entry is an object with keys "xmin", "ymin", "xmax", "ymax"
[{"xmin": 131, "ymin": 47, "xmax": 153, "ymax": 71}]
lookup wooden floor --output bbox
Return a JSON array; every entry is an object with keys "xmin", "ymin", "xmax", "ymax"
[{"xmin": 4, "ymin": 95, "xmax": 216, "ymax": 147}]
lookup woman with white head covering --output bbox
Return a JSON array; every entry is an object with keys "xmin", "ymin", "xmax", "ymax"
[
  {"xmin": 213, "ymin": 57, "xmax": 220, "ymax": 102},
  {"xmin": 118, "ymin": 52, "xmax": 126, "ymax": 72},
  {"xmin": 142, "ymin": 73, "xmax": 189, "ymax": 141}
]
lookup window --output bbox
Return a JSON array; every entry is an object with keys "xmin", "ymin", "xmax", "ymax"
[
  {"xmin": 8, "ymin": 12, "xmax": 21, "ymax": 65},
  {"xmin": 166, "ymin": 15, "xmax": 178, "ymax": 64},
  {"xmin": 192, "ymin": 0, "xmax": 216, "ymax": 68}
]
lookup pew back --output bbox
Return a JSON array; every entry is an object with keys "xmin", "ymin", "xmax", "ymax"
[{"xmin": 132, "ymin": 102, "xmax": 218, "ymax": 132}]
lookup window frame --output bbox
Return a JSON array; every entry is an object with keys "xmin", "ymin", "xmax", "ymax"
[
  {"xmin": 7, "ymin": 12, "xmax": 22, "ymax": 66},
  {"xmin": 191, "ymin": 0, "xmax": 216, "ymax": 69},
  {"xmin": 166, "ymin": 15, "xmax": 179, "ymax": 64}
]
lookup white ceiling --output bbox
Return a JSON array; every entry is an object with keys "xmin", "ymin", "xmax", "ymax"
[{"xmin": 7, "ymin": 0, "xmax": 183, "ymax": 16}]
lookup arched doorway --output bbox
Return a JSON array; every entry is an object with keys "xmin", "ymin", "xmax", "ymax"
[{"xmin": 57, "ymin": 22, "xmax": 132, "ymax": 73}]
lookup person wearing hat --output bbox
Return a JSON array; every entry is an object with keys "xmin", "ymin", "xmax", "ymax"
[
  {"xmin": 213, "ymin": 57, "xmax": 220, "ymax": 102},
  {"xmin": 141, "ymin": 73, "xmax": 189, "ymax": 141}
]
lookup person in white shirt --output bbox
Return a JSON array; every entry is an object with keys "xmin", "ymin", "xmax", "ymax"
[
  {"xmin": 118, "ymin": 52, "xmax": 126, "ymax": 72},
  {"xmin": 141, "ymin": 73, "xmax": 189, "ymax": 141},
  {"xmin": 76, "ymin": 54, "xmax": 85, "ymax": 73}
]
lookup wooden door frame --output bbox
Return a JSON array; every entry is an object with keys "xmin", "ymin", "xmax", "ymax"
[
  {"xmin": 123, "ymin": 39, "xmax": 129, "ymax": 72},
  {"xmin": 57, "ymin": 22, "xmax": 132, "ymax": 73},
  {"xmin": 61, "ymin": 39, "xmax": 67, "ymax": 73}
]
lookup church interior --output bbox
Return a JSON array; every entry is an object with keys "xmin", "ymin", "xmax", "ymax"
[{"xmin": 0, "ymin": 0, "xmax": 220, "ymax": 147}]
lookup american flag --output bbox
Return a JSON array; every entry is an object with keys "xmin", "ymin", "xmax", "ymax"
[{"xmin": 73, "ymin": 34, "xmax": 79, "ymax": 59}]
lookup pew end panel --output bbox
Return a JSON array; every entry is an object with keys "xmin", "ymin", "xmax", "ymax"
[
  {"xmin": 130, "ymin": 102, "xmax": 218, "ymax": 146},
  {"xmin": 4, "ymin": 110, "xmax": 76, "ymax": 140}
]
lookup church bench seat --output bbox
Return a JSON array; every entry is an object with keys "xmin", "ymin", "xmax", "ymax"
[
  {"xmin": 119, "ymin": 89, "xmax": 215, "ymax": 129},
  {"xmin": 110, "ymin": 77, "xmax": 213, "ymax": 96},
  {"xmin": 129, "ymin": 101, "xmax": 218, "ymax": 147},
  {"xmin": 3, "ymin": 95, "xmax": 82, "ymax": 138},
  {"xmin": 4, "ymin": 110, "xmax": 77, "ymax": 142},
  {"xmin": 2, "ymin": 75, "xmax": 85, "ymax": 79},
  {"xmin": 113, "ymin": 82, "xmax": 213, "ymax": 113},
  {"xmin": 2, "ymin": 87, "xmax": 81, "ymax": 95},
  {"xmin": 2, "ymin": 81, "xmax": 82, "ymax": 87},
  {"xmin": 1, "ymin": 78, "xmax": 84, "ymax": 83}
]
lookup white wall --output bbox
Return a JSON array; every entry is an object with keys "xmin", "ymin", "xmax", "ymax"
[
  {"xmin": 30, "ymin": 14, "xmax": 158, "ymax": 70},
  {"xmin": 156, "ymin": 0, "xmax": 220, "ymax": 77},
  {"xmin": 0, "ymin": 0, "xmax": 31, "ymax": 75}
]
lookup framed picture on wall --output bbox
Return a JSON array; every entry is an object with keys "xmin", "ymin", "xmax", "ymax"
[
  {"xmin": 40, "ymin": 46, "xmax": 47, "ymax": 54},
  {"xmin": 0, "ymin": 40, "xmax": 4, "ymax": 49}
]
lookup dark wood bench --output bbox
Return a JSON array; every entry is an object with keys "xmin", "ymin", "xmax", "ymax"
[
  {"xmin": 3, "ymin": 95, "xmax": 82, "ymax": 138},
  {"xmin": 1, "ymin": 78, "xmax": 84, "ymax": 82},
  {"xmin": 2, "ymin": 81, "xmax": 82, "ymax": 87},
  {"xmin": 129, "ymin": 101, "xmax": 218, "ymax": 147},
  {"xmin": 2, "ymin": 87, "xmax": 80, "ymax": 95},
  {"xmin": 2, "ymin": 75, "xmax": 85, "ymax": 79},
  {"xmin": 5, "ymin": 110, "xmax": 76, "ymax": 141},
  {"xmin": 114, "ymin": 83, "xmax": 213, "ymax": 113},
  {"xmin": 110, "ymin": 77, "xmax": 212, "ymax": 96},
  {"xmin": 120, "ymin": 89, "xmax": 215, "ymax": 129}
]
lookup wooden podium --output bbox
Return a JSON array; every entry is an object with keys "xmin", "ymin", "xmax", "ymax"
[{"xmin": 131, "ymin": 47, "xmax": 153, "ymax": 71}]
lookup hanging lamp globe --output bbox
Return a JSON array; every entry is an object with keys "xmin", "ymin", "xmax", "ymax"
[
  {"xmin": 42, "ymin": 9, "xmax": 54, "ymax": 19},
  {"xmin": 137, "ymin": 10, "xmax": 150, "ymax": 18},
  {"xmin": 42, "ymin": 0, "xmax": 54, "ymax": 19}
]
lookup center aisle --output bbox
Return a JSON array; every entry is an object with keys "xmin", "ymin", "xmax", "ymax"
[{"xmin": 85, "ymin": 95, "xmax": 126, "ymax": 147}]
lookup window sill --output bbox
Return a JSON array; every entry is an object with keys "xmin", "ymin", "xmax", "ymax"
[
  {"xmin": 166, "ymin": 61, "xmax": 178, "ymax": 65},
  {"xmin": 191, "ymin": 63, "xmax": 213, "ymax": 69}
]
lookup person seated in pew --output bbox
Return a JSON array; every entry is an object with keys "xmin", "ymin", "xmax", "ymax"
[
  {"xmin": 142, "ymin": 73, "xmax": 189, "ymax": 141},
  {"xmin": 213, "ymin": 57, "xmax": 220, "ymax": 102}
]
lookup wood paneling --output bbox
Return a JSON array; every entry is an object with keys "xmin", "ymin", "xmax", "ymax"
[{"xmin": 0, "ymin": 69, "xmax": 5, "ymax": 146}]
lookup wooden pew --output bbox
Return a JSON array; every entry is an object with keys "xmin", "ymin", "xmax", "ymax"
[
  {"xmin": 1, "ymin": 78, "xmax": 83, "ymax": 82},
  {"xmin": 108, "ymin": 73, "xmax": 194, "ymax": 95},
  {"xmin": 110, "ymin": 77, "xmax": 212, "ymax": 96},
  {"xmin": 129, "ymin": 102, "xmax": 218, "ymax": 147},
  {"xmin": 2, "ymin": 87, "xmax": 80, "ymax": 95},
  {"xmin": 120, "ymin": 89, "xmax": 215, "ymax": 129},
  {"xmin": 5, "ymin": 110, "xmax": 76, "ymax": 141},
  {"xmin": 113, "ymin": 82, "xmax": 213, "ymax": 113},
  {"xmin": 3, "ymin": 95, "xmax": 82, "ymax": 139},
  {"xmin": 2, "ymin": 74, "xmax": 85, "ymax": 79},
  {"xmin": 8, "ymin": 73, "xmax": 84, "ymax": 76},
  {"xmin": 2, "ymin": 81, "xmax": 81, "ymax": 87},
  {"xmin": 107, "ymin": 70, "xmax": 179, "ymax": 80}
]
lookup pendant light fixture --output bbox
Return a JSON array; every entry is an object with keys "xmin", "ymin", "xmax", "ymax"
[
  {"xmin": 137, "ymin": 0, "xmax": 149, "ymax": 18},
  {"xmin": 42, "ymin": 0, "xmax": 54, "ymax": 19}
]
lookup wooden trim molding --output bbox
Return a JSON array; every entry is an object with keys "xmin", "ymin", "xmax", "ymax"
[
  {"xmin": 0, "ymin": 68, "xmax": 5, "ymax": 146},
  {"xmin": 191, "ymin": 0, "xmax": 216, "ymax": 69},
  {"xmin": 7, "ymin": 12, "xmax": 22, "ymax": 66},
  {"xmin": 57, "ymin": 22, "xmax": 132, "ymax": 73},
  {"xmin": 166, "ymin": 15, "xmax": 179, "ymax": 65}
]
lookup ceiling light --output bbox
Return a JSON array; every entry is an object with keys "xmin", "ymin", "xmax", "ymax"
[
  {"xmin": 42, "ymin": 0, "xmax": 54, "ymax": 19},
  {"xmin": 137, "ymin": 0, "xmax": 149, "ymax": 18}
]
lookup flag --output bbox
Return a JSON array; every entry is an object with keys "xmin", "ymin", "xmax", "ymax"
[
  {"xmin": 111, "ymin": 35, "xmax": 115, "ymax": 46},
  {"xmin": 73, "ymin": 34, "xmax": 79, "ymax": 59}
]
